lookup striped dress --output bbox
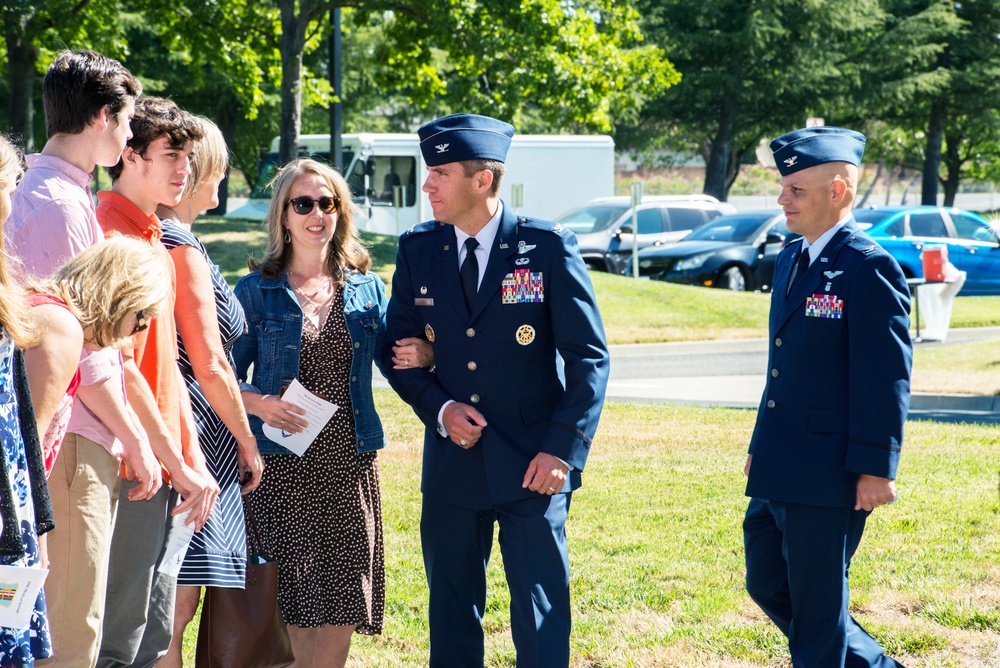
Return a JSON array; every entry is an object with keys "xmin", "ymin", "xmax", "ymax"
[{"xmin": 161, "ymin": 219, "xmax": 248, "ymax": 587}]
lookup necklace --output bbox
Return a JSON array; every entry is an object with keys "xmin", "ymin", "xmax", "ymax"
[
  {"xmin": 160, "ymin": 205, "xmax": 185, "ymax": 224},
  {"xmin": 288, "ymin": 272, "xmax": 334, "ymax": 305},
  {"xmin": 288, "ymin": 272, "xmax": 335, "ymax": 336}
]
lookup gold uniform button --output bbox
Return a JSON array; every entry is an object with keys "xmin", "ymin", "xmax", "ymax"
[
  {"xmin": 470, "ymin": 394, "xmax": 480, "ymax": 403},
  {"xmin": 466, "ymin": 328, "xmax": 476, "ymax": 337},
  {"xmin": 468, "ymin": 361, "xmax": 477, "ymax": 371}
]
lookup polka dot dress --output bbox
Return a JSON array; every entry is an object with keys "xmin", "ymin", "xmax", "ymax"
[{"xmin": 247, "ymin": 289, "xmax": 384, "ymax": 633}]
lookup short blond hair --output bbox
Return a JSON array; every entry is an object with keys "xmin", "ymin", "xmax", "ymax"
[
  {"xmin": 31, "ymin": 236, "xmax": 171, "ymax": 348},
  {"xmin": 185, "ymin": 115, "xmax": 229, "ymax": 198}
]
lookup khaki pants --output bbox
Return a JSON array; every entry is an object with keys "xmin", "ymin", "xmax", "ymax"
[{"xmin": 37, "ymin": 434, "xmax": 121, "ymax": 668}]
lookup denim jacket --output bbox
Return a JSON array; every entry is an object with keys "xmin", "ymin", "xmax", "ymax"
[{"xmin": 232, "ymin": 269, "xmax": 388, "ymax": 455}]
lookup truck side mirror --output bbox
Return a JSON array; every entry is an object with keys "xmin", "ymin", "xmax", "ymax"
[{"xmin": 617, "ymin": 224, "xmax": 633, "ymax": 236}]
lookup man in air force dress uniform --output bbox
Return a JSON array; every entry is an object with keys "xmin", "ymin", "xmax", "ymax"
[
  {"xmin": 382, "ymin": 113, "xmax": 609, "ymax": 668},
  {"xmin": 743, "ymin": 126, "xmax": 912, "ymax": 668}
]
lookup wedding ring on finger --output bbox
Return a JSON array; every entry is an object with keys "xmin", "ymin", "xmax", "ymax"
[
  {"xmin": 459, "ymin": 438, "xmax": 468, "ymax": 447},
  {"xmin": 548, "ymin": 487, "xmax": 556, "ymax": 493},
  {"xmin": 404, "ymin": 358, "xmax": 410, "ymax": 366}
]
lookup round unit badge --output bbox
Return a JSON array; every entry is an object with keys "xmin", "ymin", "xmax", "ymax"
[
  {"xmin": 515, "ymin": 325, "xmax": 535, "ymax": 346},
  {"xmin": 424, "ymin": 323, "xmax": 436, "ymax": 343}
]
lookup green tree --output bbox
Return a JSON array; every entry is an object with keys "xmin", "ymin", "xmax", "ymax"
[
  {"xmin": 264, "ymin": 0, "xmax": 675, "ymax": 164},
  {"xmin": 854, "ymin": 0, "xmax": 1000, "ymax": 206},
  {"xmin": 1, "ymin": 0, "xmax": 126, "ymax": 150},
  {"xmin": 628, "ymin": 0, "xmax": 886, "ymax": 201}
]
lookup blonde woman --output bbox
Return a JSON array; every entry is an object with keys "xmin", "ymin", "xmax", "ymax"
[
  {"xmin": 24, "ymin": 236, "xmax": 171, "ymax": 476},
  {"xmin": 232, "ymin": 158, "xmax": 429, "ymax": 667},
  {"xmin": 0, "ymin": 134, "xmax": 53, "ymax": 665},
  {"xmin": 154, "ymin": 114, "xmax": 265, "ymax": 668}
]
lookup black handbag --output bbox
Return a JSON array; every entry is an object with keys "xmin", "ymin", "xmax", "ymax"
[{"xmin": 195, "ymin": 499, "xmax": 294, "ymax": 668}]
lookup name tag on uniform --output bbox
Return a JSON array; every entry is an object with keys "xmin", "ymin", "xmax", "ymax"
[
  {"xmin": 502, "ymin": 269, "xmax": 544, "ymax": 304},
  {"xmin": 415, "ymin": 298, "xmax": 434, "ymax": 306},
  {"xmin": 805, "ymin": 293, "xmax": 843, "ymax": 318}
]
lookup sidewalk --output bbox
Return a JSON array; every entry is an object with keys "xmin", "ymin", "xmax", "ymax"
[{"xmin": 604, "ymin": 327, "xmax": 1000, "ymax": 423}]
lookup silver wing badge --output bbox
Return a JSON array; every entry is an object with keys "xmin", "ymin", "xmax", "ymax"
[{"xmin": 823, "ymin": 270, "xmax": 843, "ymax": 292}]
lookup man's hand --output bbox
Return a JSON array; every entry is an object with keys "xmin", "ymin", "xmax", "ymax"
[
  {"xmin": 442, "ymin": 402, "xmax": 487, "ymax": 449},
  {"xmin": 855, "ymin": 474, "xmax": 897, "ymax": 511},
  {"xmin": 744, "ymin": 454, "xmax": 752, "ymax": 477},
  {"xmin": 522, "ymin": 453, "xmax": 569, "ymax": 495}
]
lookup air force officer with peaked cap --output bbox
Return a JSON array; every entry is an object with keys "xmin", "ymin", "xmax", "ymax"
[
  {"xmin": 381, "ymin": 113, "xmax": 609, "ymax": 668},
  {"xmin": 743, "ymin": 126, "xmax": 912, "ymax": 667}
]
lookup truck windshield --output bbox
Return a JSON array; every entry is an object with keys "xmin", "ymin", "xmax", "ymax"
[
  {"xmin": 249, "ymin": 149, "xmax": 356, "ymax": 199},
  {"xmin": 555, "ymin": 204, "xmax": 629, "ymax": 233}
]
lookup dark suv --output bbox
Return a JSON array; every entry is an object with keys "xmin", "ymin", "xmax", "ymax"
[{"xmin": 555, "ymin": 195, "xmax": 737, "ymax": 273}]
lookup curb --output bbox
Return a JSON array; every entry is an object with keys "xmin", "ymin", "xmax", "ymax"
[{"xmin": 910, "ymin": 393, "xmax": 1000, "ymax": 412}]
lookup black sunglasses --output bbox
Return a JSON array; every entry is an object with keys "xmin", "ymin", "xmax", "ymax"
[
  {"xmin": 131, "ymin": 309, "xmax": 149, "ymax": 335},
  {"xmin": 287, "ymin": 196, "xmax": 340, "ymax": 215}
]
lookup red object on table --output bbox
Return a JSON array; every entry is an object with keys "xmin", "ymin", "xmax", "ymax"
[{"xmin": 921, "ymin": 245, "xmax": 948, "ymax": 282}]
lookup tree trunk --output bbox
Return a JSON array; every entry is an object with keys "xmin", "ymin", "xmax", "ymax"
[
  {"xmin": 723, "ymin": 140, "xmax": 754, "ymax": 199},
  {"xmin": 939, "ymin": 131, "xmax": 964, "ymax": 208},
  {"xmin": 703, "ymin": 103, "xmax": 737, "ymax": 201},
  {"xmin": 921, "ymin": 100, "xmax": 946, "ymax": 206},
  {"xmin": 278, "ymin": 0, "xmax": 311, "ymax": 166},
  {"xmin": 5, "ymin": 31, "xmax": 39, "ymax": 151},
  {"xmin": 856, "ymin": 162, "xmax": 881, "ymax": 209},
  {"xmin": 209, "ymin": 110, "xmax": 240, "ymax": 216}
]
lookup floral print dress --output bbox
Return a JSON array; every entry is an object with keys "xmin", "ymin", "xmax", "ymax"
[{"xmin": 0, "ymin": 334, "xmax": 52, "ymax": 666}]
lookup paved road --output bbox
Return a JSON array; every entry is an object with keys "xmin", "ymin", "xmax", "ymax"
[{"xmin": 375, "ymin": 327, "xmax": 1000, "ymax": 424}]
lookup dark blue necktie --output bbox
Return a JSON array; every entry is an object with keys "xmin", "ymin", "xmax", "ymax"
[
  {"xmin": 787, "ymin": 247, "xmax": 811, "ymax": 295},
  {"xmin": 461, "ymin": 237, "xmax": 480, "ymax": 312}
]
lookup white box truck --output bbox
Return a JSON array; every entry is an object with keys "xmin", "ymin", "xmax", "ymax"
[{"xmin": 226, "ymin": 133, "xmax": 615, "ymax": 235}]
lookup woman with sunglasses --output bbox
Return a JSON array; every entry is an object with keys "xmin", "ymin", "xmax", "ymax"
[
  {"xmin": 153, "ymin": 115, "xmax": 265, "ymax": 668},
  {"xmin": 233, "ymin": 158, "xmax": 431, "ymax": 667}
]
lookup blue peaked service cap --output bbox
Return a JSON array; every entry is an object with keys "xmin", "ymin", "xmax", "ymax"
[
  {"xmin": 770, "ymin": 126, "xmax": 866, "ymax": 176},
  {"xmin": 418, "ymin": 114, "xmax": 515, "ymax": 167}
]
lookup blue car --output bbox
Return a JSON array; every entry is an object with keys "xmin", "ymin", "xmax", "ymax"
[{"xmin": 854, "ymin": 206, "xmax": 1000, "ymax": 295}]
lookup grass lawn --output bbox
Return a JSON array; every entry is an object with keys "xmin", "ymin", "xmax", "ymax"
[
  {"xmin": 177, "ymin": 217, "xmax": 1000, "ymax": 664},
  {"xmin": 197, "ymin": 215, "xmax": 1000, "ymax": 345},
  {"xmin": 180, "ymin": 394, "xmax": 1000, "ymax": 666},
  {"xmin": 197, "ymin": 215, "xmax": 1000, "ymax": 395}
]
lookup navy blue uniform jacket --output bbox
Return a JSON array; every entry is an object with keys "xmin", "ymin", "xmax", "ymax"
[
  {"xmin": 382, "ymin": 206, "xmax": 610, "ymax": 510},
  {"xmin": 746, "ymin": 220, "xmax": 913, "ymax": 508}
]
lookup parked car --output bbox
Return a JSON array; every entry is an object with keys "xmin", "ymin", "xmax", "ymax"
[
  {"xmin": 555, "ymin": 194, "xmax": 737, "ymax": 274},
  {"xmin": 854, "ymin": 206, "xmax": 1000, "ymax": 295},
  {"xmin": 627, "ymin": 210, "xmax": 792, "ymax": 292}
]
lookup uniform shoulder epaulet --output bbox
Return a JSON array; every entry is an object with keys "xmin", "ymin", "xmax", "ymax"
[
  {"xmin": 399, "ymin": 220, "xmax": 442, "ymax": 242},
  {"xmin": 844, "ymin": 233, "xmax": 881, "ymax": 256},
  {"xmin": 786, "ymin": 236, "xmax": 804, "ymax": 248},
  {"xmin": 517, "ymin": 216, "xmax": 566, "ymax": 235}
]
